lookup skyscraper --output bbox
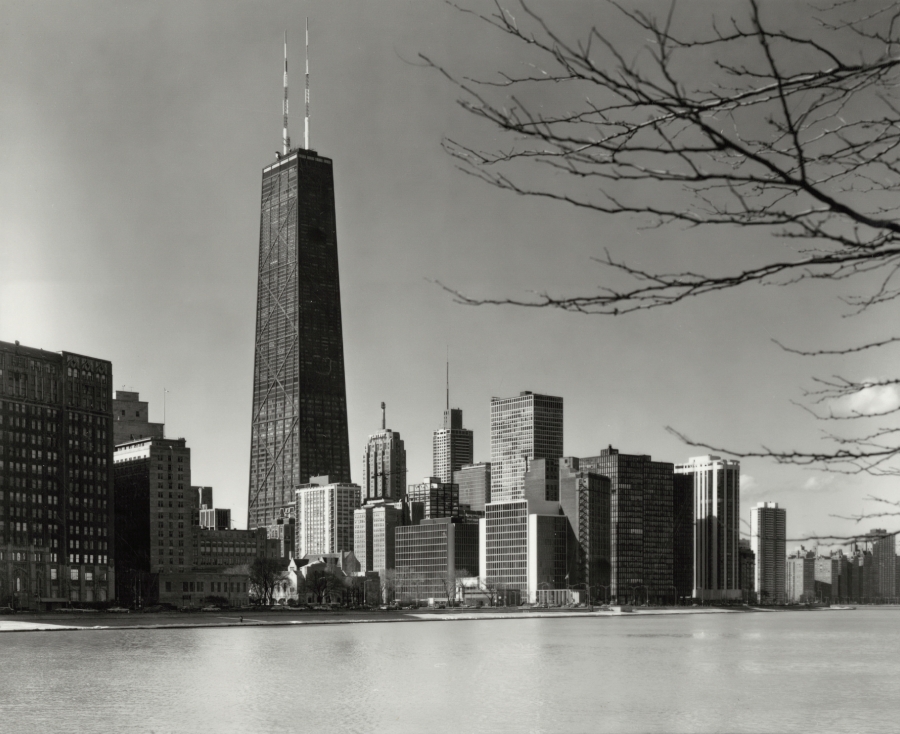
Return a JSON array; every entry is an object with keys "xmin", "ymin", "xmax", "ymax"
[
  {"xmin": 0, "ymin": 340, "xmax": 115, "ymax": 609},
  {"xmin": 294, "ymin": 479, "xmax": 361, "ymax": 558},
  {"xmin": 750, "ymin": 501, "xmax": 786, "ymax": 604},
  {"xmin": 490, "ymin": 391, "xmax": 563, "ymax": 503},
  {"xmin": 433, "ymin": 408, "xmax": 473, "ymax": 484},
  {"xmin": 674, "ymin": 455, "xmax": 741, "ymax": 602},
  {"xmin": 362, "ymin": 403, "xmax": 406, "ymax": 503},
  {"xmin": 869, "ymin": 528, "xmax": 896, "ymax": 600},
  {"xmin": 247, "ymin": 40, "xmax": 351, "ymax": 530},
  {"xmin": 579, "ymin": 446, "xmax": 674, "ymax": 604}
]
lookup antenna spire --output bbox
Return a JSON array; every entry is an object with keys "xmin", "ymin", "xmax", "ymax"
[
  {"xmin": 305, "ymin": 17, "xmax": 310, "ymax": 149},
  {"xmin": 283, "ymin": 31, "xmax": 290, "ymax": 155},
  {"xmin": 446, "ymin": 347, "xmax": 449, "ymax": 411},
  {"xmin": 381, "ymin": 402, "xmax": 386, "ymax": 431}
]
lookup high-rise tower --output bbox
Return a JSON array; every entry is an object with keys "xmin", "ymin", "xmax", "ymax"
[
  {"xmin": 750, "ymin": 501, "xmax": 786, "ymax": 604},
  {"xmin": 248, "ymin": 32, "xmax": 351, "ymax": 530},
  {"xmin": 674, "ymin": 455, "xmax": 741, "ymax": 602},
  {"xmin": 489, "ymin": 391, "xmax": 563, "ymax": 503},
  {"xmin": 362, "ymin": 403, "xmax": 406, "ymax": 503},
  {"xmin": 433, "ymin": 409, "xmax": 473, "ymax": 484},
  {"xmin": 579, "ymin": 446, "xmax": 674, "ymax": 605}
]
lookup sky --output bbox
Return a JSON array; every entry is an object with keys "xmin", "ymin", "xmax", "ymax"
[{"xmin": 2, "ymin": 0, "xmax": 897, "ymax": 547}]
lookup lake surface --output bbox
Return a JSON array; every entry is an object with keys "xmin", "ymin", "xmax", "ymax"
[{"xmin": 1, "ymin": 609, "xmax": 898, "ymax": 733}]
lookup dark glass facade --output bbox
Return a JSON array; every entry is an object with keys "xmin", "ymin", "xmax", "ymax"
[
  {"xmin": 672, "ymin": 473, "xmax": 693, "ymax": 602},
  {"xmin": 248, "ymin": 150, "xmax": 351, "ymax": 529},
  {"xmin": 406, "ymin": 478, "xmax": 459, "ymax": 519},
  {"xmin": 579, "ymin": 447, "xmax": 674, "ymax": 604},
  {"xmin": 559, "ymin": 458, "xmax": 611, "ymax": 599}
]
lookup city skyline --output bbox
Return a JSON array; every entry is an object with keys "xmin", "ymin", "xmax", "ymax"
[{"xmin": 2, "ymin": 2, "xmax": 894, "ymax": 547}]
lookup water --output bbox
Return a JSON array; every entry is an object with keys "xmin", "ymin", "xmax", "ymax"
[{"xmin": 1, "ymin": 610, "xmax": 898, "ymax": 733}]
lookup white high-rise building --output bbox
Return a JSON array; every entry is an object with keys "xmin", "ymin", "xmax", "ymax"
[
  {"xmin": 750, "ymin": 501, "xmax": 786, "ymax": 604},
  {"xmin": 432, "ymin": 408, "xmax": 473, "ymax": 484},
  {"xmin": 675, "ymin": 455, "xmax": 741, "ymax": 601},
  {"xmin": 295, "ymin": 480, "xmax": 361, "ymax": 558},
  {"xmin": 490, "ymin": 391, "xmax": 563, "ymax": 503}
]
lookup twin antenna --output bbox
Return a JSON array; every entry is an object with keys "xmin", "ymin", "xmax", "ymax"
[{"xmin": 282, "ymin": 19, "xmax": 310, "ymax": 155}]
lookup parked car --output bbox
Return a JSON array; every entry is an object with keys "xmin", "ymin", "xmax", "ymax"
[
  {"xmin": 107, "ymin": 606, "xmax": 131, "ymax": 613},
  {"xmin": 200, "ymin": 605, "xmax": 221, "ymax": 612},
  {"xmin": 0, "ymin": 606, "xmax": 16, "ymax": 615}
]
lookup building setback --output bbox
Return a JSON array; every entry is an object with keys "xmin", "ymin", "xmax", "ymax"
[
  {"xmin": 0, "ymin": 340, "xmax": 115, "ymax": 609},
  {"xmin": 112, "ymin": 390, "xmax": 164, "ymax": 446},
  {"xmin": 579, "ymin": 446, "xmax": 674, "ymax": 604},
  {"xmin": 674, "ymin": 455, "xmax": 741, "ymax": 602},
  {"xmin": 432, "ymin": 408, "xmax": 473, "ymax": 484},
  {"xmin": 247, "ymin": 147, "xmax": 352, "ymax": 530},
  {"xmin": 750, "ymin": 502, "xmax": 786, "ymax": 604}
]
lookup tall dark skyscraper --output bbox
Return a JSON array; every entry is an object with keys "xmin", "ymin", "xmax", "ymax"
[
  {"xmin": 579, "ymin": 446, "xmax": 674, "ymax": 605},
  {"xmin": 248, "ymin": 37, "xmax": 351, "ymax": 530}
]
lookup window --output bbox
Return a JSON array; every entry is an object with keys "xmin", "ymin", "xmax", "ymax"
[{"xmin": 70, "ymin": 568, "xmax": 79, "ymax": 581}]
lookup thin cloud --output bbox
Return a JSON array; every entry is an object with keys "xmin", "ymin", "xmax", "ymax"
[{"xmin": 831, "ymin": 381, "xmax": 900, "ymax": 417}]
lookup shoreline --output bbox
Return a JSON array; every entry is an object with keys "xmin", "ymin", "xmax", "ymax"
[{"xmin": 0, "ymin": 604, "xmax": 857, "ymax": 634}]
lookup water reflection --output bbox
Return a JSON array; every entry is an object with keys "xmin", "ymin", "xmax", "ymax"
[{"xmin": 2, "ymin": 611, "xmax": 899, "ymax": 733}]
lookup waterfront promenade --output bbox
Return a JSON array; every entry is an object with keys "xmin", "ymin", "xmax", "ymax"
[{"xmin": 0, "ymin": 604, "xmax": 849, "ymax": 633}]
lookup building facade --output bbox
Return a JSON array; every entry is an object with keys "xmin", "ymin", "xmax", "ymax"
[
  {"xmin": 194, "ymin": 527, "xmax": 273, "ymax": 568},
  {"xmin": 395, "ymin": 517, "xmax": 479, "ymax": 602},
  {"xmin": 453, "ymin": 462, "xmax": 491, "ymax": 514},
  {"xmin": 112, "ymin": 390, "xmax": 164, "ymax": 446},
  {"xmin": 114, "ymin": 437, "xmax": 194, "ymax": 603},
  {"xmin": 432, "ymin": 408, "xmax": 473, "ymax": 484},
  {"xmin": 786, "ymin": 547, "xmax": 816, "ymax": 603},
  {"xmin": 199, "ymin": 508, "xmax": 231, "ymax": 531},
  {"xmin": 490, "ymin": 392, "xmax": 563, "ymax": 503},
  {"xmin": 674, "ymin": 455, "xmax": 741, "ymax": 602},
  {"xmin": 558, "ymin": 458, "xmax": 611, "ymax": 600},
  {"xmin": 406, "ymin": 477, "xmax": 459, "ymax": 520},
  {"xmin": 0, "ymin": 341, "xmax": 115, "ymax": 609},
  {"xmin": 295, "ymin": 481, "xmax": 361, "ymax": 558},
  {"xmin": 672, "ymin": 473, "xmax": 693, "ymax": 603},
  {"xmin": 738, "ymin": 539, "xmax": 756, "ymax": 603},
  {"xmin": 870, "ymin": 529, "xmax": 896, "ymax": 600},
  {"xmin": 750, "ymin": 501, "xmax": 786, "ymax": 604},
  {"xmin": 247, "ymin": 148, "xmax": 352, "ymax": 530},
  {"xmin": 362, "ymin": 406, "xmax": 407, "ymax": 503},
  {"xmin": 579, "ymin": 446, "xmax": 674, "ymax": 604}
]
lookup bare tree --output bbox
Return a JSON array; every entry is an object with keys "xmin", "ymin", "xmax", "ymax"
[
  {"xmin": 249, "ymin": 557, "xmax": 287, "ymax": 606},
  {"xmin": 426, "ymin": 0, "xmax": 900, "ymax": 493}
]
